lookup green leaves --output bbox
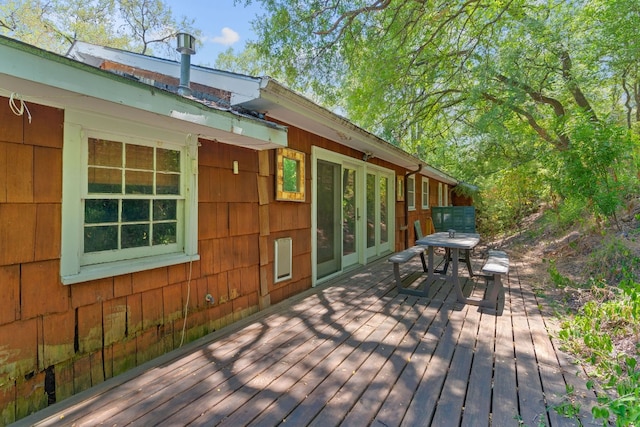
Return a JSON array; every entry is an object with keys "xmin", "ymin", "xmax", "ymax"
[
  {"xmin": 558, "ymin": 276, "xmax": 640, "ymax": 426},
  {"xmin": 241, "ymin": 0, "xmax": 640, "ymax": 232}
]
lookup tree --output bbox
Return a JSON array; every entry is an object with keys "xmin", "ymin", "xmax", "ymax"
[
  {"xmin": 242, "ymin": 0, "xmax": 639, "ymax": 225},
  {"xmin": 0, "ymin": 0, "xmax": 199, "ymax": 57},
  {"xmin": 215, "ymin": 45, "xmax": 268, "ymax": 76},
  {"xmin": 118, "ymin": 0, "xmax": 199, "ymax": 56}
]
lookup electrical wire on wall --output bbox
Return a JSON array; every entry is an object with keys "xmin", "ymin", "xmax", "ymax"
[
  {"xmin": 179, "ymin": 259, "xmax": 193, "ymax": 348},
  {"xmin": 9, "ymin": 92, "xmax": 32, "ymax": 123}
]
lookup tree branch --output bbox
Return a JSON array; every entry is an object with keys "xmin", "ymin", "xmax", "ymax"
[
  {"xmin": 482, "ymin": 92, "xmax": 569, "ymax": 150},
  {"xmin": 314, "ymin": 0, "xmax": 392, "ymax": 37},
  {"xmin": 560, "ymin": 49, "xmax": 598, "ymax": 121},
  {"xmin": 495, "ymin": 74, "xmax": 566, "ymax": 118},
  {"xmin": 622, "ymin": 71, "xmax": 632, "ymax": 129}
]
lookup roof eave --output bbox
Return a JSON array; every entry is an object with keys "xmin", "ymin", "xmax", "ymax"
[
  {"xmin": 0, "ymin": 36, "xmax": 287, "ymax": 150},
  {"xmin": 257, "ymin": 77, "xmax": 458, "ymax": 185}
]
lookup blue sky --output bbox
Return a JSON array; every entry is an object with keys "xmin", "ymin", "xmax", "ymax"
[{"xmin": 165, "ymin": 0, "xmax": 264, "ymax": 67}]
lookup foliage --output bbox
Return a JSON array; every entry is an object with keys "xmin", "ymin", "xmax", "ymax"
[
  {"xmin": 0, "ymin": 0, "xmax": 199, "ymax": 57},
  {"xmin": 475, "ymin": 161, "xmax": 547, "ymax": 236},
  {"xmin": 556, "ymin": 262, "xmax": 640, "ymax": 426},
  {"xmin": 550, "ymin": 121, "xmax": 637, "ymax": 228},
  {"xmin": 238, "ymin": 0, "xmax": 640, "ymax": 231},
  {"xmin": 544, "ymin": 197, "xmax": 592, "ymax": 232},
  {"xmin": 215, "ymin": 45, "xmax": 269, "ymax": 76},
  {"xmin": 588, "ymin": 236, "xmax": 640, "ymax": 285}
]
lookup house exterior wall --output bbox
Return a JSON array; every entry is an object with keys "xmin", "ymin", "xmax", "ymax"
[
  {"xmin": 0, "ymin": 95, "xmax": 462, "ymax": 423},
  {"xmin": 0, "ymin": 97, "xmax": 280, "ymax": 424}
]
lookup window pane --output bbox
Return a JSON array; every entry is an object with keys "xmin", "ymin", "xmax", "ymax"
[
  {"xmin": 156, "ymin": 173, "xmax": 180, "ymax": 195},
  {"xmin": 84, "ymin": 225, "xmax": 118, "ymax": 252},
  {"xmin": 122, "ymin": 224, "xmax": 149, "ymax": 248},
  {"xmin": 380, "ymin": 177, "xmax": 388, "ymax": 244},
  {"xmin": 122, "ymin": 199, "xmax": 150, "ymax": 222},
  {"xmin": 157, "ymin": 148, "xmax": 180, "ymax": 172},
  {"xmin": 153, "ymin": 222, "xmax": 177, "ymax": 245},
  {"xmin": 88, "ymin": 167, "xmax": 122, "ymax": 193},
  {"xmin": 153, "ymin": 200, "xmax": 177, "ymax": 221},
  {"xmin": 88, "ymin": 139, "xmax": 121, "ymax": 167},
  {"xmin": 85, "ymin": 199, "xmax": 118, "ymax": 224},
  {"xmin": 367, "ymin": 173, "xmax": 376, "ymax": 248},
  {"xmin": 342, "ymin": 168, "xmax": 356, "ymax": 256},
  {"xmin": 125, "ymin": 171, "xmax": 153, "ymax": 194},
  {"xmin": 283, "ymin": 157, "xmax": 299, "ymax": 192},
  {"xmin": 125, "ymin": 144, "xmax": 153, "ymax": 170}
]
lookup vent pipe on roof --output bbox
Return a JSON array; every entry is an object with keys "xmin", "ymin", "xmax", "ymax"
[{"xmin": 176, "ymin": 32, "xmax": 196, "ymax": 96}]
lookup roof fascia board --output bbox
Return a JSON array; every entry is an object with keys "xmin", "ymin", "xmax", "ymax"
[
  {"xmin": 259, "ymin": 78, "xmax": 458, "ymax": 185},
  {"xmin": 0, "ymin": 37, "xmax": 286, "ymax": 149}
]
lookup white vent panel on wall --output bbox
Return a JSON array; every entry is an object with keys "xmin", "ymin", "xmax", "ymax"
[{"xmin": 274, "ymin": 237, "xmax": 292, "ymax": 283}]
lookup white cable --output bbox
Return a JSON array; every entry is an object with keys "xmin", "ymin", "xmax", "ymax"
[
  {"xmin": 179, "ymin": 258, "xmax": 193, "ymax": 347},
  {"xmin": 9, "ymin": 93, "xmax": 32, "ymax": 123}
]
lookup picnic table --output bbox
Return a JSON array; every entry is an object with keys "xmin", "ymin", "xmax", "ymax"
[{"xmin": 417, "ymin": 232, "xmax": 480, "ymax": 304}]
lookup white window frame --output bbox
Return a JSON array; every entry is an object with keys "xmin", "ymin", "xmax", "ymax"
[
  {"xmin": 407, "ymin": 175, "xmax": 416, "ymax": 211},
  {"xmin": 421, "ymin": 177, "xmax": 430, "ymax": 210},
  {"xmin": 444, "ymin": 184, "xmax": 449, "ymax": 206},
  {"xmin": 61, "ymin": 110, "xmax": 199, "ymax": 284}
]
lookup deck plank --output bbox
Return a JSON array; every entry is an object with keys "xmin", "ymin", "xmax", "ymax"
[
  {"xmin": 491, "ymin": 274, "xmax": 520, "ymax": 426},
  {"xmin": 246, "ymin": 295, "xmax": 414, "ymax": 426},
  {"xmin": 399, "ymin": 303, "xmax": 469, "ymax": 426},
  {"xmin": 365, "ymin": 302, "xmax": 445, "ymax": 427},
  {"xmin": 511, "ymin": 269, "xmax": 550, "ymax": 426},
  {"xmin": 154, "ymin": 273, "xmax": 400, "ymax": 426},
  {"xmin": 460, "ymin": 308, "xmax": 496, "ymax": 427},
  {"xmin": 218, "ymin": 268, "xmax": 401, "ymax": 426},
  {"xmin": 285, "ymin": 297, "xmax": 423, "ymax": 426},
  {"xmin": 13, "ymin": 256, "xmax": 601, "ymax": 427}
]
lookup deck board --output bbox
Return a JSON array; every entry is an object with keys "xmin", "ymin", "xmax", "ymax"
[{"xmin": 13, "ymin": 256, "xmax": 600, "ymax": 427}]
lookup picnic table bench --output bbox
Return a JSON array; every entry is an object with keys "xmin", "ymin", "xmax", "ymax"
[
  {"xmin": 388, "ymin": 246, "xmax": 428, "ymax": 296},
  {"xmin": 478, "ymin": 249, "xmax": 510, "ymax": 306}
]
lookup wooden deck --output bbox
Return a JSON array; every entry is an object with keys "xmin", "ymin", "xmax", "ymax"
[{"xmin": 14, "ymin": 255, "xmax": 600, "ymax": 427}]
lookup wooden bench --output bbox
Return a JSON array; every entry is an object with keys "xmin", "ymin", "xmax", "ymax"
[
  {"xmin": 480, "ymin": 250, "xmax": 510, "ymax": 306},
  {"xmin": 388, "ymin": 246, "xmax": 428, "ymax": 296}
]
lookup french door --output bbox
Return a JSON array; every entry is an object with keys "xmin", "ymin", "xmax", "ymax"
[
  {"xmin": 365, "ymin": 171, "xmax": 391, "ymax": 259},
  {"xmin": 313, "ymin": 148, "xmax": 394, "ymax": 283}
]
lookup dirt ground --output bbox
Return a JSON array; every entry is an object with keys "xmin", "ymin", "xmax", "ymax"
[{"xmin": 484, "ymin": 199, "xmax": 640, "ymax": 362}]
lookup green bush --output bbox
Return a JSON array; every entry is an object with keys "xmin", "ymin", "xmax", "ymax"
[{"xmin": 557, "ymin": 273, "xmax": 640, "ymax": 426}]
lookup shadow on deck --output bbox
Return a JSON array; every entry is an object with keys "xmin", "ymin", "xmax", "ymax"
[{"xmin": 13, "ymin": 255, "xmax": 599, "ymax": 426}]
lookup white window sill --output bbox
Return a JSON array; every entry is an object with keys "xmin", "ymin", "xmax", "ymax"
[{"xmin": 61, "ymin": 253, "xmax": 200, "ymax": 285}]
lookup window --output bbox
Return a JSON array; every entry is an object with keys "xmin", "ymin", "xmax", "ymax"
[
  {"xmin": 61, "ymin": 111, "xmax": 199, "ymax": 284},
  {"xmin": 421, "ymin": 177, "xmax": 430, "ymax": 209},
  {"xmin": 276, "ymin": 147, "xmax": 305, "ymax": 201},
  {"xmin": 407, "ymin": 175, "xmax": 415, "ymax": 210},
  {"xmin": 438, "ymin": 182, "xmax": 443, "ymax": 206}
]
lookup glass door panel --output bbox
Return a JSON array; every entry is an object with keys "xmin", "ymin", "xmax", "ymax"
[
  {"xmin": 366, "ymin": 171, "xmax": 392, "ymax": 258},
  {"xmin": 379, "ymin": 176, "xmax": 390, "ymax": 252},
  {"xmin": 316, "ymin": 160, "xmax": 342, "ymax": 278},
  {"xmin": 366, "ymin": 173, "xmax": 376, "ymax": 250},
  {"xmin": 342, "ymin": 167, "xmax": 359, "ymax": 267}
]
